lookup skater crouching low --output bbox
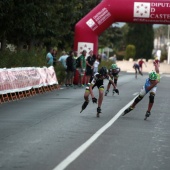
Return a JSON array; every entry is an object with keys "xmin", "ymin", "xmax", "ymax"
[
  {"xmin": 105, "ymin": 64, "xmax": 120, "ymax": 96},
  {"xmin": 80, "ymin": 67, "xmax": 119, "ymax": 117},
  {"xmin": 122, "ymin": 62, "xmax": 160, "ymax": 120}
]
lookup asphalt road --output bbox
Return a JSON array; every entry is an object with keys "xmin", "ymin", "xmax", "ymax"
[{"xmin": 0, "ymin": 72, "xmax": 170, "ymax": 170}]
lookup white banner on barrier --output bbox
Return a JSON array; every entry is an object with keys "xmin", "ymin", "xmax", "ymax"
[{"xmin": 0, "ymin": 66, "xmax": 58, "ymax": 94}]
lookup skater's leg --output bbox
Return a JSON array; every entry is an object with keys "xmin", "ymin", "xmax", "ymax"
[
  {"xmin": 98, "ymin": 88, "xmax": 104, "ymax": 109},
  {"xmin": 113, "ymin": 78, "xmax": 118, "ymax": 95},
  {"xmin": 144, "ymin": 86, "xmax": 157, "ymax": 119},
  {"xmin": 114, "ymin": 78, "xmax": 118, "ymax": 86},
  {"xmin": 135, "ymin": 68, "xmax": 137, "ymax": 78},
  {"xmin": 80, "ymin": 100, "xmax": 89, "ymax": 113},
  {"xmin": 105, "ymin": 82, "xmax": 111, "ymax": 96},
  {"xmin": 80, "ymin": 90, "xmax": 90, "ymax": 113},
  {"xmin": 122, "ymin": 95, "xmax": 143, "ymax": 116},
  {"xmin": 96, "ymin": 87, "xmax": 104, "ymax": 117},
  {"xmin": 147, "ymin": 92, "xmax": 155, "ymax": 112},
  {"xmin": 132, "ymin": 95, "xmax": 143, "ymax": 107}
]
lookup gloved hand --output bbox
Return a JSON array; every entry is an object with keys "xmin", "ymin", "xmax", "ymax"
[
  {"xmin": 92, "ymin": 97, "xmax": 97, "ymax": 103},
  {"xmin": 114, "ymin": 89, "xmax": 119, "ymax": 95}
]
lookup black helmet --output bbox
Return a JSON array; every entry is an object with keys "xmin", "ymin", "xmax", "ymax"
[{"xmin": 99, "ymin": 67, "xmax": 107, "ymax": 76}]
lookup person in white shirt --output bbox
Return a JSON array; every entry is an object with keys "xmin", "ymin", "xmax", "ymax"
[
  {"xmin": 58, "ymin": 51, "xmax": 68, "ymax": 69},
  {"xmin": 93, "ymin": 58, "xmax": 100, "ymax": 74}
]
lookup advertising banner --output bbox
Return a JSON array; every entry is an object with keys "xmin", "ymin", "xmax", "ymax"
[{"xmin": 0, "ymin": 67, "xmax": 58, "ymax": 95}]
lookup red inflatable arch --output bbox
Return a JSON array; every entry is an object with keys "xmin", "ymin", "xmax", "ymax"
[{"xmin": 74, "ymin": 0, "xmax": 170, "ymax": 55}]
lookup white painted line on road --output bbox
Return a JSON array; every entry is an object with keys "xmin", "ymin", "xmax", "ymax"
[{"xmin": 52, "ymin": 96, "xmax": 137, "ymax": 170}]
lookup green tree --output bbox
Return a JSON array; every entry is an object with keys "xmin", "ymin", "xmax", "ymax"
[
  {"xmin": 99, "ymin": 26, "xmax": 123, "ymax": 50},
  {"xmin": 126, "ymin": 23, "xmax": 154, "ymax": 60},
  {"xmin": 0, "ymin": 0, "xmax": 102, "ymax": 52}
]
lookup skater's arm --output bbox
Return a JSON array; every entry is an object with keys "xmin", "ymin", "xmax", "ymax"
[
  {"xmin": 109, "ymin": 79, "xmax": 119, "ymax": 94},
  {"xmin": 146, "ymin": 80, "xmax": 159, "ymax": 91}
]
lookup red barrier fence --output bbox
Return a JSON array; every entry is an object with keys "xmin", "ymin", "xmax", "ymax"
[{"xmin": 0, "ymin": 66, "xmax": 59, "ymax": 103}]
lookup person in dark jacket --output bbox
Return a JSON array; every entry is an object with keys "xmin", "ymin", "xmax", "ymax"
[{"xmin": 66, "ymin": 51, "xmax": 75, "ymax": 87}]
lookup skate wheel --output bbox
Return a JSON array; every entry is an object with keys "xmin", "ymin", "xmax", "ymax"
[
  {"xmin": 96, "ymin": 113, "xmax": 100, "ymax": 117},
  {"xmin": 144, "ymin": 117, "xmax": 147, "ymax": 120}
]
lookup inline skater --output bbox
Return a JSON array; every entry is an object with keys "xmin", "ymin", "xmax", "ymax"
[
  {"xmin": 80, "ymin": 67, "xmax": 119, "ymax": 117},
  {"xmin": 133, "ymin": 63, "xmax": 143, "ymax": 79},
  {"xmin": 122, "ymin": 62, "xmax": 160, "ymax": 120},
  {"xmin": 105, "ymin": 64, "xmax": 120, "ymax": 96}
]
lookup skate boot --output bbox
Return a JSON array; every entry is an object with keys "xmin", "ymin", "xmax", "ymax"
[
  {"xmin": 105, "ymin": 90, "xmax": 109, "ymax": 96},
  {"xmin": 144, "ymin": 111, "xmax": 151, "ymax": 120},
  {"xmin": 122, "ymin": 106, "xmax": 133, "ymax": 116},
  {"xmin": 80, "ymin": 101, "xmax": 89, "ymax": 113},
  {"xmin": 96, "ymin": 107, "xmax": 102, "ymax": 117},
  {"xmin": 112, "ymin": 89, "xmax": 115, "ymax": 96}
]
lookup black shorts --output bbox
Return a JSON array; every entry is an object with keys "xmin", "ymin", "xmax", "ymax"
[
  {"xmin": 92, "ymin": 79, "xmax": 104, "ymax": 89},
  {"xmin": 86, "ymin": 68, "xmax": 93, "ymax": 76}
]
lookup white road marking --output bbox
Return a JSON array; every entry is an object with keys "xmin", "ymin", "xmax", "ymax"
[
  {"xmin": 52, "ymin": 96, "xmax": 137, "ymax": 170},
  {"xmin": 133, "ymin": 92, "xmax": 139, "ymax": 96},
  {"xmin": 162, "ymin": 75, "xmax": 170, "ymax": 77}
]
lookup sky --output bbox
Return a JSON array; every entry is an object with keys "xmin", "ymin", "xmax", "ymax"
[{"xmin": 112, "ymin": 22, "xmax": 162, "ymax": 28}]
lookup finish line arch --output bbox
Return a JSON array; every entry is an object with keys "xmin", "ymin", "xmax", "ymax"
[{"xmin": 74, "ymin": 0, "xmax": 170, "ymax": 56}]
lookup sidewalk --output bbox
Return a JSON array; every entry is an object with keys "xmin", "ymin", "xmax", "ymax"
[{"xmin": 116, "ymin": 60, "xmax": 170, "ymax": 74}]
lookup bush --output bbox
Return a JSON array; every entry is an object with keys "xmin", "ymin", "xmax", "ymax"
[
  {"xmin": 125, "ymin": 44, "xmax": 136, "ymax": 60},
  {"xmin": 53, "ymin": 64, "xmax": 66, "ymax": 85},
  {"xmin": 0, "ymin": 50, "xmax": 46, "ymax": 68}
]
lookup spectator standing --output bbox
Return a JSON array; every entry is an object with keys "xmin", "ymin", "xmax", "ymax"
[
  {"xmin": 53, "ymin": 47, "xmax": 58, "ymax": 66},
  {"xmin": 93, "ymin": 57, "xmax": 100, "ymax": 75},
  {"xmin": 58, "ymin": 51, "xmax": 68, "ymax": 86},
  {"xmin": 73, "ymin": 51, "xmax": 78, "ymax": 62},
  {"xmin": 46, "ymin": 47, "xmax": 54, "ymax": 66},
  {"xmin": 85, "ymin": 50, "xmax": 95, "ymax": 85},
  {"xmin": 77, "ymin": 50, "xmax": 87, "ymax": 87},
  {"xmin": 66, "ymin": 51, "xmax": 75, "ymax": 87},
  {"xmin": 73, "ymin": 51, "xmax": 78, "ymax": 75},
  {"xmin": 58, "ymin": 51, "xmax": 68, "ymax": 69}
]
